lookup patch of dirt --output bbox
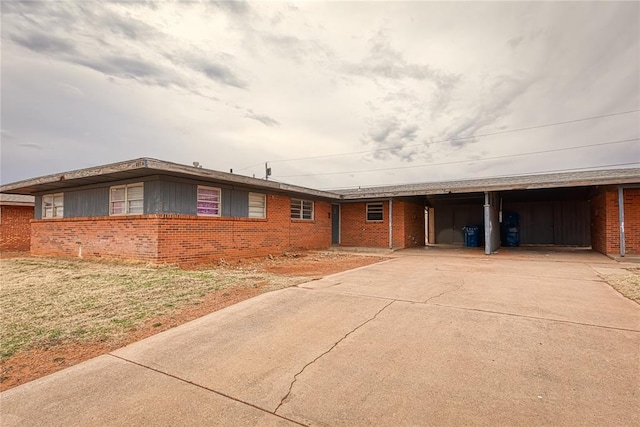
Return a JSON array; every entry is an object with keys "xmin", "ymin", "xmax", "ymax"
[
  {"xmin": 226, "ymin": 251, "xmax": 389, "ymax": 277},
  {"xmin": 0, "ymin": 250, "xmax": 30, "ymax": 259},
  {"xmin": 0, "ymin": 251, "xmax": 386, "ymax": 391}
]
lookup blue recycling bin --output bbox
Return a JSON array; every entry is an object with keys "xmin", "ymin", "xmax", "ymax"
[{"xmin": 463, "ymin": 225, "xmax": 481, "ymax": 247}]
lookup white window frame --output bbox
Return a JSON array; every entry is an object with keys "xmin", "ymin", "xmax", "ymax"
[
  {"xmin": 248, "ymin": 192, "xmax": 266, "ymax": 218},
  {"xmin": 42, "ymin": 193, "xmax": 64, "ymax": 218},
  {"xmin": 291, "ymin": 198, "xmax": 314, "ymax": 220},
  {"xmin": 110, "ymin": 183, "xmax": 144, "ymax": 216},
  {"xmin": 366, "ymin": 202, "xmax": 384, "ymax": 222},
  {"xmin": 197, "ymin": 185, "xmax": 221, "ymax": 217}
]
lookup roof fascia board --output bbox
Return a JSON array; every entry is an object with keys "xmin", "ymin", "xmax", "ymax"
[
  {"xmin": 1, "ymin": 157, "xmax": 341, "ymax": 200},
  {"xmin": 338, "ymin": 170, "xmax": 640, "ymax": 199}
]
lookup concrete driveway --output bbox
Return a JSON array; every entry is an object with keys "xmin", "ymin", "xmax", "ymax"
[{"xmin": 2, "ymin": 249, "xmax": 639, "ymax": 426}]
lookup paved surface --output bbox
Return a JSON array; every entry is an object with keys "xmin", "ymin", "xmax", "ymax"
[{"xmin": 2, "ymin": 249, "xmax": 639, "ymax": 426}]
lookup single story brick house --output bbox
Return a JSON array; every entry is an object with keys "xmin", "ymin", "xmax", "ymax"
[
  {"xmin": 0, "ymin": 193, "xmax": 35, "ymax": 251},
  {"xmin": 0, "ymin": 158, "xmax": 638, "ymax": 264}
]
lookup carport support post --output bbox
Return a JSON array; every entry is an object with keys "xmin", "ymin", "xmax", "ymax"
[
  {"xmin": 618, "ymin": 186, "xmax": 625, "ymax": 257},
  {"xmin": 484, "ymin": 192, "xmax": 491, "ymax": 255},
  {"xmin": 389, "ymin": 198, "xmax": 393, "ymax": 249}
]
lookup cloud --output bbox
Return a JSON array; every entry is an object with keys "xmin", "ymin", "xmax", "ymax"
[
  {"xmin": 1, "ymin": 129, "xmax": 14, "ymax": 140},
  {"xmin": 172, "ymin": 54, "xmax": 247, "ymax": 88},
  {"xmin": 101, "ymin": 12, "xmax": 157, "ymax": 41},
  {"xmin": 4, "ymin": 3, "xmax": 247, "ymax": 92},
  {"xmin": 206, "ymin": 0, "xmax": 251, "ymax": 16},
  {"xmin": 361, "ymin": 117, "xmax": 421, "ymax": 161},
  {"xmin": 244, "ymin": 111, "xmax": 280, "ymax": 127},
  {"xmin": 10, "ymin": 32, "xmax": 76, "ymax": 54},
  {"xmin": 344, "ymin": 30, "xmax": 459, "ymax": 89},
  {"xmin": 442, "ymin": 74, "xmax": 534, "ymax": 146},
  {"xmin": 18, "ymin": 143, "xmax": 44, "ymax": 150},
  {"xmin": 261, "ymin": 33, "xmax": 334, "ymax": 64}
]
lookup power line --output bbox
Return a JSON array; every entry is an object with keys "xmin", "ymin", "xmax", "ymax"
[
  {"xmin": 253, "ymin": 108, "xmax": 638, "ymax": 165},
  {"xmin": 319, "ymin": 161, "xmax": 640, "ymax": 190},
  {"xmin": 234, "ymin": 161, "xmax": 265, "ymax": 173},
  {"xmin": 274, "ymin": 137, "xmax": 639, "ymax": 178}
]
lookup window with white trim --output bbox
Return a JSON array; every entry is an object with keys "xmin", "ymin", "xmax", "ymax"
[
  {"xmin": 366, "ymin": 202, "xmax": 384, "ymax": 222},
  {"xmin": 248, "ymin": 192, "xmax": 266, "ymax": 218},
  {"xmin": 291, "ymin": 198, "xmax": 313, "ymax": 220},
  {"xmin": 110, "ymin": 183, "xmax": 144, "ymax": 215},
  {"xmin": 43, "ymin": 193, "xmax": 64, "ymax": 218},
  {"xmin": 197, "ymin": 186, "xmax": 221, "ymax": 216}
]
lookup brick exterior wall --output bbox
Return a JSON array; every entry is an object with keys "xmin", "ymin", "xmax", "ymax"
[
  {"xmin": 340, "ymin": 199, "xmax": 425, "ymax": 249},
  {"xmin": 0, "ymin": 205, "xmax": 34, "ymax": 251},
  {"xmin": 403, "ymin": 200, "xmax": 426, "ymax": 247},
  {"xmin": 155, "ymin": 195, "xmax": 331, "ymax": 264},
  {"xmin": 590, "ymin": 188, "xmax": 640, "ymax": 255},
  {"xmin": 624, "ymin": 189, "xmax": 640, "ymax": 255},
  {"xmin": 30, "ymin": 195, "xmax": 331, "ymax": 266},
  {"xmin": 31, "ymin": 215, "xmax": 160, "ymax": 261},
  {"xmin": 340, "ymin": 202, "xmax": 390, "ymax": 247}
]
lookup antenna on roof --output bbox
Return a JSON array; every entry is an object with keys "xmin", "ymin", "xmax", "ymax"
[{"xmin": 265, "ymin": 162, "xmax": 272, "ymax": 180}]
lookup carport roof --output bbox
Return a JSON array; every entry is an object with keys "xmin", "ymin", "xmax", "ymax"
[{"xmin": 335, "ymin": 168, "xmax": 640, "ymax": 199}]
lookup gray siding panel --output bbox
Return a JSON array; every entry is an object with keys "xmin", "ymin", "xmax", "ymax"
[
  {"xmin": 34, "ymin": 195, "xmax": 42, "ymax": 219},
  {"xmin": 222, "ymin": 189, "xmax": 249, "ymax": 217},
  {"xmin": 503, "ymin": 200, "xmax": 590, "ymax": 246},
  {"xmin": 64, "ymin": 188, "xmax": 110, "ymax": 218},
  {"xmin": 145, "ymin": 180, "xmax": 197, "ymax": 215}
]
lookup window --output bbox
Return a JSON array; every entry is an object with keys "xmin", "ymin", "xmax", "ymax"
[
  {"xmin": 366, "ymin": 202, "xmax": 384, "ymax": 221},
  {"xmin": 197, "ymin": 186, "xmax": 221, "ymax": 216},
  {"xmin": 43, "ymin": 193, "xmax": 64, "ymax": 218},
  {"xmin": 248, "ymin": 193, "xmax": 266, "ymax": 218},
  {"xmin": 291, "ymin": 198, "xmax": 313, "ymax": 220},
  {"xmin": 110, "ymin": 183, "xmax": 144, "ymax": 215}
]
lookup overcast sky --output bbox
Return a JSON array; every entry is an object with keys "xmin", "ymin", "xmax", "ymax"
[{"xmin": 1, "ymin": 1, "xmax": 638, "ymax": 190}]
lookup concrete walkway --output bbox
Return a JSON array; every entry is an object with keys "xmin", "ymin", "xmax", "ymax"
[{"xmin": 2, "ymin": 250, "xmax": 639, "ymax": 426}]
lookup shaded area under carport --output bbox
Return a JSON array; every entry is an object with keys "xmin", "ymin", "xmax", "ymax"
[{"xmin": 427, "ymin": 186, "xmax": 594, "ymax": 255}]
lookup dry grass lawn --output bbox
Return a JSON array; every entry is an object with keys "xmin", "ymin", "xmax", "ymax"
[
  {"xmin": 602, "ymin": 267, "xmax": 640, "ymax": 304},
  {"xmin": 0, "ymin": 257, "xmax": 306, "ymax": 360}
]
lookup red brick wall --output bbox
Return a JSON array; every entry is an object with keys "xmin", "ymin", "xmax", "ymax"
[
  {"xmin": 340, "ymin": 200, "xmax": 425, "ymax": 249},
  {"xmin": 623, "ymin": 189, "xmax": 640, "ymax": 254},
  {"xmin": 0, "ymin": 205, "xmax": 34, "ymax": 251},
  {"xmin": 403, "ymin": 200, "xmax": 426, "ymax": 247},
  {"xmin": 31, "ymin": 215, "xmax": 160, "ymax": 261},
  {"xmin": 156, "ymin": 195, "xmax": 331, "ymax": 265},
  {"xmin": 590, "ymin": 188, "xmax": 640, "ymax": 255},
  {"xmin": 29, "ymin": 195, "xmax": 331, "ymax": 265},
  {"xmin": 340, "ymin": 202, "xmax": 390, "ymax": 247}
]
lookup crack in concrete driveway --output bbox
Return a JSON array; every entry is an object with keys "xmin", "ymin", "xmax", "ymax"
[
  {"xmin": 423, "ymin": 278, "xmax": 465, "ymax": 304},
  {"xmin": 274, "ymin": 299, "xmax": 395, "ymax": 414}
]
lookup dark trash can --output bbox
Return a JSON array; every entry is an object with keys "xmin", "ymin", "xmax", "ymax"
[
  {"xmin": 463, "ymin": 225, "xmax": 481, "ymax": 247},
  {"xmin": 504, "ymin": 227, "xmax": 520, "ymax": 247},
  {"xmin": 501, "ymin": 212, "xmax": 520, "ymax": 247}
]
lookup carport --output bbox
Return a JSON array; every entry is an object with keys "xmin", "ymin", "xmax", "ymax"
[
  {"xmin": 339, "ymin": 168, "xmax": 640, "ymax": 256},
  {"xmin": 428, "ymin": 186, "xmax": 591, "ymax": 252}
]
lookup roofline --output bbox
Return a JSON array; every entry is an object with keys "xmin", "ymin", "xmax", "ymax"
[
  {"xmin": 335, "ymin": 168, "xmax": 640, "ymax": 199},
  {"xmin": 0, "ymin": 194, "xmax": 35, "ymax": 206},
  {"xmin": 0, "ymin": 157, "xmax": 342, "ymax": 200},
  {"xmin": 1, "ymin": 158, "xmax": 638, "ymax": 201},
  {"xmin": 0, "ymin": 201, "xmax": 35, "ymax": 207}
]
